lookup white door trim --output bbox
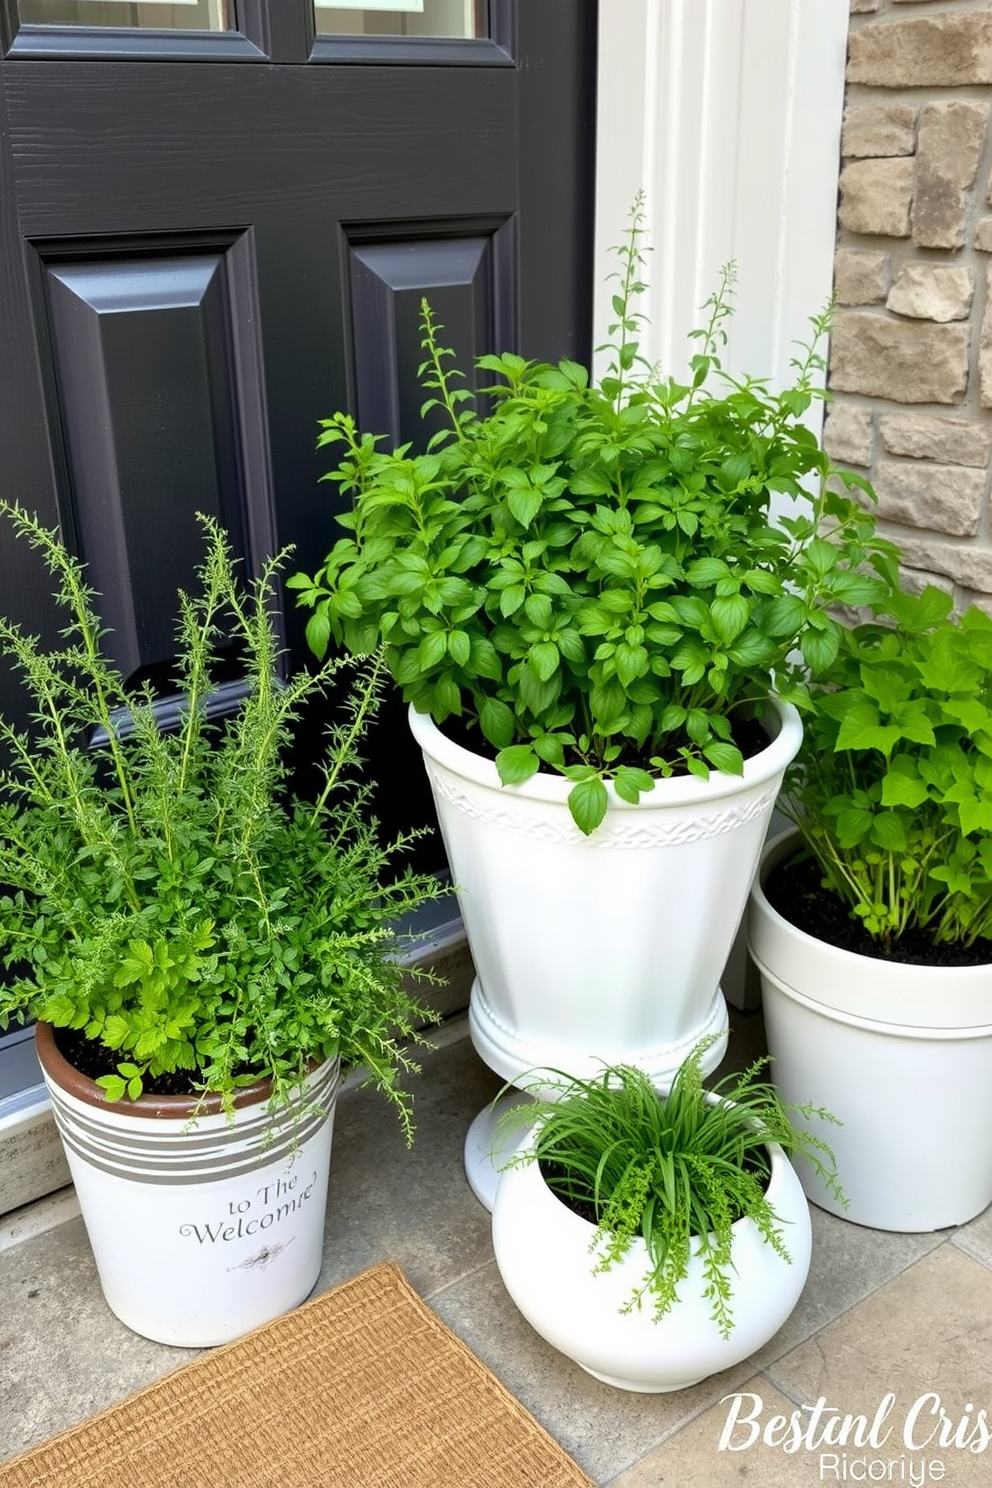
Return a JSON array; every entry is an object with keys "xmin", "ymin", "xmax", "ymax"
[
  {"xmin": 593, "ymin": 0, "xmax": 849, "ymax": 406},
  {"xmin": 593, "ymin": 0, "xmax": 849, "ymax": 1013}
]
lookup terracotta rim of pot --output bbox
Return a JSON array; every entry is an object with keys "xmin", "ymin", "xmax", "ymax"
[{"xmin": 34, "ymin": 1020, "xmax": 304, "ymax": 1120}]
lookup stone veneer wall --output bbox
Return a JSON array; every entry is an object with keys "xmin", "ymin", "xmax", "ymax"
[{"xmin": 826, "ymin": 0, "xmax": 992, "ymax": 608}]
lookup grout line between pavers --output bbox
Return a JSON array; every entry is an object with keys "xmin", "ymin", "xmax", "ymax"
[
  {"xmin": 420, "ymin": 1250, "xmax": 498, "ymax": 1305},
  {"xmin": 949, "ymin": 1228, "xmax": 992, "ymax": 1274},
  {"xmin": 760, "ymin": 1233, "xmax": 965, "ymax": 1403}
]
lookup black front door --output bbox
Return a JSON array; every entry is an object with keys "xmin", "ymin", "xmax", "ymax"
[{"xmin": 0, "ymin": 0, "xmax": 597, "ymax": 1116}]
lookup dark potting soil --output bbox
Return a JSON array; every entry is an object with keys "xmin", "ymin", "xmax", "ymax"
[
  {"xmin": 441, "ymin": 710, "xmax": 771, "ymax": 776},
  {"xmin": 764, "ymin": 849, "xmax": 992, "ymax": 969},
  {"xmin": 52, "ymin": 1024, "xmax": 247, "ymax": 1098}
]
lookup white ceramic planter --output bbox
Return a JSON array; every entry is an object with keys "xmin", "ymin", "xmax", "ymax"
[
  {"xmin": 36, "ymin": 1022, "xmax": 338, "ymax": 1347},
  {"xmin": 491, "ymin": 1122, "xmax": 811, "ymax": 1392},
  {"xmin": 748, "ymin": 831, "xmax": 992, "ymax": 1232},
  {"xmin": 410, "ymin": 701, "xmax": 802, "ymax": 1093}
]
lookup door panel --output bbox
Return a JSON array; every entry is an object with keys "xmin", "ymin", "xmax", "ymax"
[
  {"xmin": 41, "ymin": 246, "xmax": 265, "ymax": 681},
  {"xmin": 348, "ymin": 226, "xmax": 512, "ymax": 447},
  {"xmin": 0, "ymin": 0, "xmax": 597, "ymax": 1137}
]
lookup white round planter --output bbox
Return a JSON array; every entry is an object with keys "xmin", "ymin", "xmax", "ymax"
[
  {"xmin": 410, "ymin": 700, "xmax": 802, "ymax": 1096},
  {"xmin": 36, "ymin": 1022, "xmax": 339, "ymax": 1347},
  {"xmin": 491, "ymin": 1123, "xmax": 811, "ymax": 1392},
  {"xmin": 748, "ymin": 831, "xmax": 992, "ymax": 1232}
]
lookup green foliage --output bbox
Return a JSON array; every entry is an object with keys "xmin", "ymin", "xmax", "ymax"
[
  {"xmin": 0, "ymin": 503, "xmax": 450, "ymax": 1136},
  {"xmin": 499, "ymin": 1041, "xmax": 842, "ymax": 1338},
  {"xmin": 781, "ymin": 585, "xmax": 992, "ymax": 949},
  {"xmin": 290, "ymin": 195, "xmax": 896, "ymax": 834}
]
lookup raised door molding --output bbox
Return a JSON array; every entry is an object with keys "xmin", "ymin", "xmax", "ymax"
[{"xmin": 593, "ymin": 0, "xmax": 849, "ymax": 409}]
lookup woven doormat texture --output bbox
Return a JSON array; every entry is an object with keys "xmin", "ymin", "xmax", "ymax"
[{"xmin": 0, "ymin": 1262, "xmax": 594, "ymax": 1488}]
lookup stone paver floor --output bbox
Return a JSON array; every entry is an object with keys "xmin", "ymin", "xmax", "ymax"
[{"xmin": 2, "ymin": 1010, "xmax": 990, "ymax": 1486}]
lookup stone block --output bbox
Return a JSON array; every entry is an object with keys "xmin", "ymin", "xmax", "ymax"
[
  {"xmin": 913, "ymin": 101, "xmax": 990, "ymax": 249},
  {"xmin": 0, "ymin": 1107, "xmax": 71, "ymax": 1217},
  {"xmin": 898, "ymin": 566, "xmax": 955, "ymax": 600},
  {"xmin": 841, "ymin": 105, "xmax": 916, "ymax": 159},
  {"xmin": 838, "ymin": 159, "xmax": 913, "ymax": 238},
  {"xmin": 834, "ymin": 249, "xmax": 889, "ymax": 305},
  {"xmin": 850, "ymin": 0, "xmax": 879, "ymax": 12},
  {"xmin": 823, "ymin": 403, "xmax": 873, "ymax": 467},
  {"xmin": 895, "ymin": 537, "xmax": 992, "ymax": 593},
  {"xmin": 829, "ymin": 315, "xmax": 968, "ymax": 405},
  {"xmin": 960, "ymin": 588, "xmax": 992, "ymax": 617},
  {"xmin": 975, "ymin": 217, "xmax": 992, "ymax": 253},
  {"xmin": 886, "ymin": 263, "xmax": 973, "ymax": 322},
  {"xmin": 848, "ymin": 15, "xmax": 992, "ymax": 87},
  {"xmin": 871, "ymin": 460, "xmax": 984, "ymax": 537},
  {"xmin": 879, "ymin": 413, "xmax": 992, "ymax": 469},
  {"xmin": 981, "ymin": 265, "xmax": 992, "ymax": 410}
]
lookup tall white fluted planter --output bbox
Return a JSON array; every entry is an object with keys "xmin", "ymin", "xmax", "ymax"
[
  {"xmin": 748, "ymin": 831, "xmax": 992, "ymax": 1232},
  {"xmin": 411, "ymin": 701, "xmax": 802, "ymax": 1208},
  {"xmin": 492, "ymin": 1122, "xmax": 812, "ymax": 1393},
  {"xmin": 410, "ymin": 701, "xmax": 802, "ymax": 1091},
  {"xmin": 36, "ymin": 1022, "xmax": 339, "ymax": 1347}
]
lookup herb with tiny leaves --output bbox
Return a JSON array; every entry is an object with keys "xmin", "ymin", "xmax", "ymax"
[{"xmin": 0, "ymin": 503, "xmax": 449, "ymax": 1138}]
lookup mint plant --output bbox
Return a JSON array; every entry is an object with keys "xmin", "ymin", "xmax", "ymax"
[
  {"xmin": 0, "ymin": 503, "xmax": 448, "ymax": 1135},
  {"xmin": 499, "ymin": 1039, "xmax": 842, "ymax": 1338},
  {"xmin": 781, "ymin": 585, "xmax": 992, "ymax": 950},
  {"xmin": 289, "ymin": 197, "xmax": 895, "ymax": 834}
]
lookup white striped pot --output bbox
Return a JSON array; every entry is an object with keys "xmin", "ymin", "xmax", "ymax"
[{"xmin": 36, "ymin": 1022, "xmax": 338, "ymax": 1348}]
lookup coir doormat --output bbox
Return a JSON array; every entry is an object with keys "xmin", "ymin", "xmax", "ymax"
[{"xmin": 0, "ymin": 1262, "xmax": 594, "ymax": 1488}]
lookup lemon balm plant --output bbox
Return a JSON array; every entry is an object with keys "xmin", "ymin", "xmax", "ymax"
[
  {"xmin": 289, "ymin": 198, "xmax": 894, "ymax": 835},
  {"xmin": 0, "ymin": 502, "xmax": 447, "ymax": 1132},
  {"xmin": 490, "ymin": 1041, "xmax": 842, "ymax": 1390},
  {"xmin": 290, "ymin": 199, "xmax": 897, "ymax": 1191},
  {"xmin": 778, "ymin": 585, "xmax": 992, "ymax": 953},
  {"xmin": 748, "ymin": 585, "xmax": 992, "ymax": 1234}
]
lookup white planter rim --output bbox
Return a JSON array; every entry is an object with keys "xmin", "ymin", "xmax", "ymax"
[
  {"xmin": 749, "ymin": 830, "xmax": 992, "ymax": 1027},
  {"xmin": 409, "ymin": 698, "xmax": 803, "ymax": 811},
  {"xmin": 757, "ymin": 960, "xmax": 992, "ymax": 1042}
]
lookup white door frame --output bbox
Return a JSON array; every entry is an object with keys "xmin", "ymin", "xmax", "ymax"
[
  {"xmin": 593, "ymin": 0, "xmax": 849, "ymax": 406},
  {"xmin": 592, "ymin": 0, "xmax": 849, "ymax": 1014}
]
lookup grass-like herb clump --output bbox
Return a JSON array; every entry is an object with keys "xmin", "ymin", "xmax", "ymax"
[{"xmin": 502, "ymin": 1040, "xmax": 843, "ymax": 1338}]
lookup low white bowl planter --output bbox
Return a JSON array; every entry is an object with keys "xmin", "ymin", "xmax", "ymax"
[
  {"xmin": 36, "ymin": 1022, "xmax": 339, "ymax": 1347},
  {"xmin": 748, "ymin": 831, "xmax": 992, "ymax": 1232},
  {"xmin": 491, "ymin": 1123, "xmax": 811, "ymax": 1393},
  {"xmin": 410, "ymin": 700, "xmax": 802, "ymax": 1095}
]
